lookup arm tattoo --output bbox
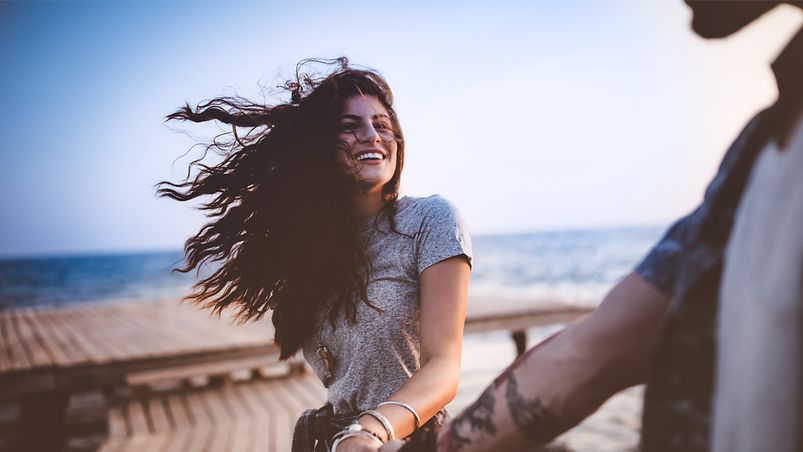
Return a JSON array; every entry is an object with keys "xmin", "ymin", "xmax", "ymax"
[
  {"xmin": 449, "ymin": 386, "xmax": 496, "ymax": 446},
  {"xmin": 402, "ymin": 331, "xmax": 567, "ymax": 452},
  {"xmin": 396, "ymin": 393, "xmax": 497, "ymax": 452},
  {"xmin": 505, "ymin": 372, "xmax": 566, "ymax": 444}
]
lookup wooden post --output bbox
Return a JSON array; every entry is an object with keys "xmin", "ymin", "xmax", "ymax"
[{"xmin": 512, "ymin": 330, "xmax": 527, "ymax": 356}]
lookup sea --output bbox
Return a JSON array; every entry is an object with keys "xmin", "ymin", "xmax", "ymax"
[{"xmin": 0, "ymin": 225, "xmax": 666, "ymax": 311}]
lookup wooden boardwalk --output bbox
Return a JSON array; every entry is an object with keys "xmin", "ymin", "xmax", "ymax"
[
  {"xmin": 0, "ymin": 300, "xmax": 278, "ymax": 375},
  {"xmin": 0, "ymin": 297, "xmax": 591, "ymax": 451},
  {"xmin": 99, "ymin": 374, "xmax": 326, "ymax": 452},
  {"xmin": 0, "ymin": 300, "xmax": 293, "ymax": 400},
  {"xmin": 0, "ymin": 297, "xmax": 589, "ymax": 392}
]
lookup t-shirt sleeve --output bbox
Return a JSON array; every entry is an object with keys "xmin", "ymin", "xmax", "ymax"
[{"xmin": 415, "ymin": 196, "xmax": 473, "ymax": 275}]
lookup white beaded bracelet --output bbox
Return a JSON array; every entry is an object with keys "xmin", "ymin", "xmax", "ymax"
[{"xmin": 378, "ymin": 400, "xmax": 422, "ymax": 429}]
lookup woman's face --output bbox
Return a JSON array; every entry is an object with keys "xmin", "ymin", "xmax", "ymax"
[{"xmin": 336, "ymin": 95, "xmax": 398, "ymax": 193}]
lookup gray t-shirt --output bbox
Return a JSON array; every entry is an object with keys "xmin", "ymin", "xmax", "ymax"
[{"xmin": 301, "ymin": 195, "xmax": 472, "ymax": 414}]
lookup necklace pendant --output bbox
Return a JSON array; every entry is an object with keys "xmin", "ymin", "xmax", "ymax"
[{"xmin": 316, "ymin": 345, "xmax": 334, "ymax": 381}]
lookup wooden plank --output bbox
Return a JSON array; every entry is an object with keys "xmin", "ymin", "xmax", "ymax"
[
  {"xmin": 206, "ymin": 423, "xmax": 233, "ymax": 452},
  {"xmin": 97, "ymin": 438, "xmax": 127, "ymax": 452},
  {"xmin": 119, "ymin": 434, "xmax": 167, "ymax": 452},
  {"xmin": 271, "ymin": 377, "xmax": 311, "ymax": 416},
  {"xmin": 255, "ymin": 379, "xmax": 295, "ymax": 452},
  {"xmin": 231, "ymin": 381, "xmax": 268, "ymax": 417},
  {"xmin": 9, "ymin": 312, "xmax": 52, "ymax": 368},
  {"xmin": 250, "ymin": 413, "xmax": 271, "ymax": 452},
  {"xmin": 0, "ymin": 314, "xmax": 12, "ymax": 371},
  {"xmin": 0, "ymin": 313, "xmax": 31, "ymax": 370},
  {"xmin": 99, "ymin": 378, "xmax": 330, "ymax": 452},
  {"xmin": 102, "ymin": 304, "xmax": 184, "ymax": 358},
  {"xmin": 136, "ymin": 434, "xmax": 172, "ymax": 452},
  {"xmin": 126, "ymin": 399, "xmax": 152, "ymax": 436},
  {"xmin": 284, "ymin": 374, "xmax": 327, "ymax": 410},
  {"xmin": 147, "ymin": 395, "xmax": 172, "ymax": 433},
  {"xmin": 235, "ymin": 383, "xmax": 273, "ymax": 452},
  {"xmin": 163, "ymin": 429, "xmax": 192, "ymax": 452},
  {"xmin": 53, "ymin": 309, "xmax": 118, "ymax": 364},
  {"xmin": 17, "ymin": 309, "xmax": 73, "ymax": 366},
  {"xmin": 147, "ymin": 302, "xmax": 244, "ymax": 347},
  {"xmin": 219, "ymin": 384, "xmax": 254, "ymax": 452},
  {"xmin": 67, "ymin": 305, "xmax": 144, "ymax": 360},
  {"xmin": 126, "ymin": 353, "xmax": 281, "ymax": 386},
  {"xmin": 108, "ymin": 403, "xmax": 129, "ymax": 438},
  {"xmin": 165, "ymin": 392, "xmax": 193, "ymax": 430},
  {"xmin": 202, "ymin": 384, "xmax": 234, "ymax": 452},
  {"xmin": 33, "ymin": 309, "xmax": 93, "ymax": 366},
  {"xmin": 182, "ymin": 392, "xmax": 214, "ymax": 452},
  {"xmin": 118, "ymin": 302, "xmax": 236, "ymax": 354}
]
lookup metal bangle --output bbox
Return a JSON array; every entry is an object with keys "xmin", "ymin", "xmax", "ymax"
[
  {"xmin": 332, "ymin": 421, "xmax": 385, "ymax": 445},
  {"xmin": 359, "ymin": 409, "xmax": 395, "ymax": 441},
  {"xmin": 378, "ymin": 400, "xmax": 422, "ymax": 429},
  {"xmin": 332, "ymin": 431, "xmax": 383, "ymax": 452}
]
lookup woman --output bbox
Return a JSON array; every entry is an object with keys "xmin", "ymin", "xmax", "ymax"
[{"xmin": 158, "ymin": 58, "xmax": 472, "ymax": 452}]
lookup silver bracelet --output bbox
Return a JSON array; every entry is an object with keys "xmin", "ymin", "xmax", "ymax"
[
  {"xmin": 332, "ymin": 421, "xmax": 385, "ymax": 445},
  {"xmin": 331, "ymin": 431, "xmax": 383, "ymax": 452},
  {"xmin": 359, "ymin": 409, "xmax": 395, "ymax": 441},
  {"xmin": 377, "ymin": 400, "xmax": 422, "ymax": 429}
]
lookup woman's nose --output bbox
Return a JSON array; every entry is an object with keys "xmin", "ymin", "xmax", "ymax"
[{"xmin": 356, "ymin": 124, "xmax": 381, "ymax": 143}]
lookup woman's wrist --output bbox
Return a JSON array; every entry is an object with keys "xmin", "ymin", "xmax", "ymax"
[
  {"xmin": 332, "ymin": 423, "xmax": 384, "ymax": 451},
  {"xmin": 359, "ymin": 409, "xmax": 396, "ymax": 441},
  {"xmin": 358, "ymin": 415, "xmax": 389, "ymax": 443}
]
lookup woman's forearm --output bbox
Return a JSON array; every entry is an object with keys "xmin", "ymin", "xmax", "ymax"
[{"xmin": 360, "ymin": 355, "xmax": 461, "ymax": 441}]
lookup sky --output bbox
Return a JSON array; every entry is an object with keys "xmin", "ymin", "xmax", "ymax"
[{"xmin": 0, "ymin": 1, "xmax": 801, "ymax": 258}]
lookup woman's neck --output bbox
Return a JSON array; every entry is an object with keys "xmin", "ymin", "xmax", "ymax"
[{"xmin": 353, "ymin": 190, "xmax": 384, "ymax": 219}]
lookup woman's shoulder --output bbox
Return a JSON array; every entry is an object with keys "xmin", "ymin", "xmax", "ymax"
[
  {"xmin": 396, "ymin": 194, "xmax": 461, "ymax": 218},
  {"xmin": 393, "ymin": 195, "xmax": 468, "ymax": 237}
]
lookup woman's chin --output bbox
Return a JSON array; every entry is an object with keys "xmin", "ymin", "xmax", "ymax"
[{"xmin": 356, "ymin": 178, "xmax": 389, "ymax": 195}]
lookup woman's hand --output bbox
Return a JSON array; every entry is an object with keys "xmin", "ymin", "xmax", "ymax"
[
  {"xmin": 378, "ymin": 440, "xmax": 406, "ymax": 451},
  {"xmin": 335, "ymin": 434, "xmax": 383, "ymax": 452}
]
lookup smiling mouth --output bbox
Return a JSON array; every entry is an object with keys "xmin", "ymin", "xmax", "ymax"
[{"xmin": 355, "ymin": 151, "xmax": 385, "ymax": 162}]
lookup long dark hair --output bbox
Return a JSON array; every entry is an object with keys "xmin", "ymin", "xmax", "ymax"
[{"xmin": 157, "ymin": 58, "xmax": 405, "ymax": 358}]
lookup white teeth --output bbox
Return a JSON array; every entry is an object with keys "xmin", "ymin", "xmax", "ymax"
[{"xmin": 356, "ymin": 152, "xmax": 383, "ymax": 161}]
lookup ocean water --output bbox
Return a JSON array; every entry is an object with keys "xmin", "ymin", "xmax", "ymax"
[{"xmin": 0, "ymin": 225, "xmax": 666, "ymax": 311}]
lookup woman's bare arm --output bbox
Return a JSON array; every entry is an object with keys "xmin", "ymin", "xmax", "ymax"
[{"xmin": 340, "ymin": 256, "xmax": 470, "ymax": 451}]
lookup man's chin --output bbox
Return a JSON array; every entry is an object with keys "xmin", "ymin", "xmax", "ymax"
[{"xmin": 687, "ymin": 1, "xmax": 779, "ymax": 39}]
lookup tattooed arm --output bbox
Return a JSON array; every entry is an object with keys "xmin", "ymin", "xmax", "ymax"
[{"xmin": 387, "ymin": 272, "xmax": 669, "ymax": 451}]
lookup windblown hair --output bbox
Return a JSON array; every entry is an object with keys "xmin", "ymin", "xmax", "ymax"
[{"xmin": 157, "ymin": 58, "xmax": 404, "ymax": 358}]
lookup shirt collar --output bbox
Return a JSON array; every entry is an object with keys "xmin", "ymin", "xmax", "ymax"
[
  {"xmin": 766, "ymin": 26, "xmax": 802, "ymax": 148},
  {"xmin": 771, "ymin": 26, "xmax": 803, "ymax": 103}
]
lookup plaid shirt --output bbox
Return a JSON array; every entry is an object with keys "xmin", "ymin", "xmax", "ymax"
[{"xmin": 635, "ymin": 28, "xmax": 802, "ymax": 452}]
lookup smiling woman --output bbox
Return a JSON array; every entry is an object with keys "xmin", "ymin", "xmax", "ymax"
[{"xmin": 156, "ymin": 58, "xmax": 472, "ymax": 452}]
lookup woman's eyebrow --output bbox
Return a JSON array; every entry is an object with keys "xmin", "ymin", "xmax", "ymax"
[{"xmin": 338, "ymin": 113, "xmax": 390, "ymax": 120}]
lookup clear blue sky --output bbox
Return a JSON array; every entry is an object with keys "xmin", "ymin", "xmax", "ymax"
[{"xmin": 0, "ymin": 1, "xmax": 800, "ymax": 257}]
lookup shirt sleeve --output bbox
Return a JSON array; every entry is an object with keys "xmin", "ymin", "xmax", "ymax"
[
  {"xmin": 415, "ymin": 196, "xmax": 473, "ymax": 275},
  {"xmin": 634, "ymin": 214, "xmax": 693, "ymax": 296}
]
